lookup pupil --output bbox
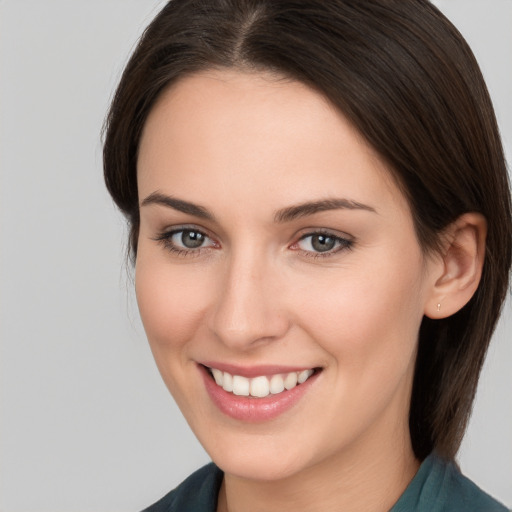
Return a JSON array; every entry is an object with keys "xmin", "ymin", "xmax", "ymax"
[
  {"xmin": 312, "ymin": 234, "xmax": 335, "ymax": 252},
  {"xmin": 182, "ymin": 230, "xmax": 204, "ymax": 248}
]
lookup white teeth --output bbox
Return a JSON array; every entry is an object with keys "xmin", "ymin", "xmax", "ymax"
[
  {"xmin": 210, "ymin": 367, "xmax": 316, "ymax": 397},
  {"xmin": 212, "ymin": 368, "xmax": 223, "ymax": 386},
  {"xmin": 298, "ymin": 369, "xmax": 314, "ymax": 384},
  {"xmin": 284, "ymin": 372, "xmax": 298, "ymax": 390},
  {"xmin": 250, "ymin": 376, "xmax": 270, "ymax": 398},
  {"xmin": 269, "ymin": 374, "xmax": 285, "ymax": 394},
  {"xmin": 232, "ymin": 375, "xmax": 250, "ymax": 396},
  {"xmin": 223, "ymin": 372, "xmax": 233, "ymax": 392}
]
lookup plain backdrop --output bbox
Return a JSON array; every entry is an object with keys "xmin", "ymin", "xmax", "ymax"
[{"xmin": 1, "ymin": 1, "xmax": 511, "ymax": 511}]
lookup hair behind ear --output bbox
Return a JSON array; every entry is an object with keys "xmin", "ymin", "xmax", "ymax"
[{"xmin": 411, "ymin": 213, "xmax": 489, "ymax": 459}]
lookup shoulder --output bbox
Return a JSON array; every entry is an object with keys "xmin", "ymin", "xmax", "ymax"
[
  {"xmin": 441, "ymin": 463, "xmax": 509, "ymax": 512},
  {"xmin": 141, "ymin": 463, "xmax": 223, "ymax": 512},
  {"xmin": 392, "ymin": 454, "xmax": 509, "ymax": 512}
]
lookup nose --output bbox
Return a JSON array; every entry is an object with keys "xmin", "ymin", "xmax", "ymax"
[{"xmin": 208, "ymin": 250, "xmax": 290, "ymax": 350}]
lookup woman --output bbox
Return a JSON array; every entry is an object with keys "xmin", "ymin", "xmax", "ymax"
[{"xmin": 103, "ymin": 0, "xmax": 511, "ymax": 510}]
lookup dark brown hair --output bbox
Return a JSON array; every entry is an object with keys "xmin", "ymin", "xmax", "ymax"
[{"xmin": 103, "ymin": 0, "xmax": 512, "ymax": 460}]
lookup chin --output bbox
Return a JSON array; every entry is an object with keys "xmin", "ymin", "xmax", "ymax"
[
  {"xmin": 214, "ymin": 449, "xmax": 307, "ymax": 482},
  {"xmin": 193, "ymin": 424, "xmax": 318, "ymax": 482}
]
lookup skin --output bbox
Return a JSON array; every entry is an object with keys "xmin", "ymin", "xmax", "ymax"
[{"xmin": 135, "ymin": 69, "xmax": 483, "ymax": 512}]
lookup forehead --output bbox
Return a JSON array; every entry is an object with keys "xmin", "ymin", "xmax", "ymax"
[
  {"xmin": 137, "ymin": 69, "xmax": 406, "ymax": 217},
  {"xmin": 139, "ymin": 69, "xmax": 346, "ymax": 163}
]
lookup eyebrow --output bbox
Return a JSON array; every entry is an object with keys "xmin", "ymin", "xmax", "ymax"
[
  {"xmin": 140, "ymin": 192, "xmax": 376, "ymax": 223},
  {"xmin": 140, "ymin": 192, "xmax": 215, "ymax": 221},
  {"xmin": 274, "ymin": 198, "xmax": 376, "ymax": 223}
]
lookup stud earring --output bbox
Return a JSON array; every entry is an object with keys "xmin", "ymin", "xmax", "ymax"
[{"xmin": 437, "ymin": 303, "xmax": 441, "ymax": 312}]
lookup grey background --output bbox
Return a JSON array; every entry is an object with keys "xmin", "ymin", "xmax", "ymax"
[{"xmin": 0, "ymin": 1, "xmax": 510, "ymax": 510}]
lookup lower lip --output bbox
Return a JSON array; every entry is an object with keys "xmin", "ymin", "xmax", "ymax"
[{"xmin": 199, "ymin": 365, "xmax": 319, "ymax": 423}]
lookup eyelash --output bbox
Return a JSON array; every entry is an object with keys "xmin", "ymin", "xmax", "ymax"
[
  {"xmin": 292, "ymin": 231, "xmax": 354, "ymax": 259},
  {"xmin": 154, "ymin": 228, "xmax": 354, "ymax": 259},
  {"xmin": 153, "ymin": 227, "xmax": 217, "ymax": 258}
]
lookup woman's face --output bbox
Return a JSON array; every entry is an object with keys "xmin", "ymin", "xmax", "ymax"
[{"xmin": 136, "ymin": 70, "xmax": 437, "ymax": 481}]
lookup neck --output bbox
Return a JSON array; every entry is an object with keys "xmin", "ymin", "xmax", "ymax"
[{"xmin": 217, "ymin": 423, "xmax": 419, "ymax": 512}]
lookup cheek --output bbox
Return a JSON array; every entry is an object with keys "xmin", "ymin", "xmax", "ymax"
[
  {"xmin": 292, "ymin": 252, "xmax": 426, "ymax": 375},
  {"xmin": 134, "ymin": 251, "xmax": 211, "ymax": 359}
]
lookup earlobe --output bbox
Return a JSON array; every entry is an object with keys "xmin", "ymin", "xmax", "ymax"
[{"xmin": 425, "ymin": 213, "xmax": 487, "ymax": 319}]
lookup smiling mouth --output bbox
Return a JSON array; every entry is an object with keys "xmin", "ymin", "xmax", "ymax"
[{"xmin": 204, "ymin": 366, "xmax": 321, "ymax": 398}]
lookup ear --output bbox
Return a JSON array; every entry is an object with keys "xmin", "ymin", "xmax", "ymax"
[{"xmin": 424, "ymin": 213, "xmax": 487, "ymax": 319}]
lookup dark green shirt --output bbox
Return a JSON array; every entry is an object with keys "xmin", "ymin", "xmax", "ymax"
[{"xmin": 142, "ymin": 454, "xmax": 508, "ymax": 511}]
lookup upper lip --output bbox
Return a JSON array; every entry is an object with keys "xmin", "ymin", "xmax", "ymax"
[{"xmin": 200, "ymin": 362, "xmax": 319, "ymax": 378}]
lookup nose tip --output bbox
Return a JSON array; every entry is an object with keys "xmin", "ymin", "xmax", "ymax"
[
  {"xmin": 208, "ymin": 262, "xmax": 290, "ymax": 350},
  {"xmin": 215, "ymin": 322, "xmax": 280, "ymax": 349}
]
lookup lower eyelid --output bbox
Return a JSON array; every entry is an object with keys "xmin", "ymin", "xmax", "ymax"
[{"xmin": 305, "ymin": 240, "xmax": 352, "ymax": 253}]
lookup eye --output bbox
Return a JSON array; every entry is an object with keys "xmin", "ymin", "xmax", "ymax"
[
  {"xmin": 171, "ymin": 229, "xmax": 210, "ymax": 249},
  {"xmin": 155, "ymin": 228, "xmax": 217, "ymax": 255},
  {"xmin": 293, "ymin": 232, "xmax": 353, "ymax": 256}
]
